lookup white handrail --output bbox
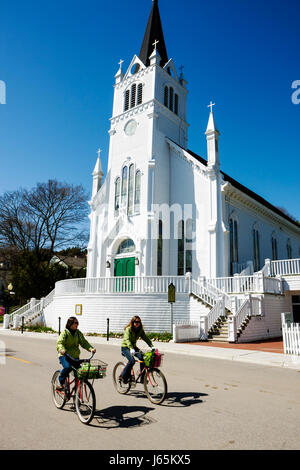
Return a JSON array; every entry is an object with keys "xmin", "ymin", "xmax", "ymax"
[
  {"xmin": 271, "ymin": 258, "xmax": 300, "ymax": 276},
  {"xmin": 55, "ymin": 276, "xmax": 189, "ymax": 295}
]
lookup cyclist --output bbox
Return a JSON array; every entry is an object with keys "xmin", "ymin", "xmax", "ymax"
[
  {"xmin": 120, "ymin": 315, "xmax": 153, "ymax": 384},
  {"xmin": 56, "ymin": 316, "xmax": 96, "ymax": 391}
]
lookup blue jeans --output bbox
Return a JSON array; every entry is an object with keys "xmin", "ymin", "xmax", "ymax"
[
  {"xmin": 121, "ymin": 347, "xmax": 144, "ymax": 381},
  {"xmin": 58, "ymin": 355, "xmax": 79, "ymax": 385}
]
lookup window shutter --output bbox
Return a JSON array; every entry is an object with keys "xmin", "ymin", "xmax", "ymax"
[
  {"xmin": 131, "ymin": 84, "xmax": 137, "ymax": 108},
  {"xmin": 137, "ymin": 83, "xmax": 143, "ymax": 105},
  {"xmin": 124, "ymin": 90, "xmax": 130, "ymax": 111}
]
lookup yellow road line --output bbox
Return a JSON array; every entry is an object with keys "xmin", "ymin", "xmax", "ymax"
[{"xmin": 6, "ymin": 355, "xmax": 31, "ymax": 364}]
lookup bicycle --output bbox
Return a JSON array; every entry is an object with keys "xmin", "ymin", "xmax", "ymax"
[
  {"xmin": 112, "ymin": 349, "xmax": 167, "ymax": 405},
  {"xmin": 51, "ymin": 352, "xmax": 108, "ymax": 425}
]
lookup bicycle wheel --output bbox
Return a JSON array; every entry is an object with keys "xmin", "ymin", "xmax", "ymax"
[
  {"xmin": 112, "ymin": 362, "xmax": 131, "ymax": 394},
  {"xmin": 144, "ymin": 368, "xmax": 167, "ymax": 405},
  {"xmin": 51, "ymin": 370, "xmax": 67, "ymax": 409},
  {"xmin": 74, "ymin": 380, "xmax": 96, "ymax": 425}
]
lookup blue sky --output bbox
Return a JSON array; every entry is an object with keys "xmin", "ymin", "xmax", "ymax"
[{"xmin": 0, "ymin": 0, "xmax": 299, "ymax": 220}]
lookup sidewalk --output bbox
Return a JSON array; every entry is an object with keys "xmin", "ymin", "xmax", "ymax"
[{"xmin": 1, "ymin": 327, "xmax": 300, "ymax": 370}]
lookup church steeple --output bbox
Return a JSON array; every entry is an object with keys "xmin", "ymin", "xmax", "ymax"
[{"xmin": 139, "ymin": 0, "xmax": 168, "ymax": 67}]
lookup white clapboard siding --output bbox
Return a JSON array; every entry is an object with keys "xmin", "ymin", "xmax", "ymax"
[
  {"xmin": 236, "ymin": 294, "xmax": 289, "ymax": 343},
  {"xmin": 44, "ymin": 293, "xmax": 192, "ymax": 334}
]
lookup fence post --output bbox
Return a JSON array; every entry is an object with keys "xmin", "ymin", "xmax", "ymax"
[
  {"xmin": 199, "ymin": 315, "xmax": 208, "ymax": 340},
  {"xmin": 107, "ymin": 318, "xmax": 110, "ymax": 341},
  {"xmin": 21, "ymin": 316, "xmax": 24, "ymax": 334},
  {"xmin": 228, "ymin": 315, "xmax": 236, "ymax": 342},
  {"xmin": 58, "ymin": 317, "xmax": 61, "ymax": 335}
]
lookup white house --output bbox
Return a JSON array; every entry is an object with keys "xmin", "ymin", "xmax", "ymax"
[{"xmin": 6, "ymin": 0, "xmax": 300, "ymax": 343}]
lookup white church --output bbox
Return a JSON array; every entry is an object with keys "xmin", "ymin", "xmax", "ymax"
[{"xmin": 6, "ymin": 0, "xmax": 300, "ymax": 343}]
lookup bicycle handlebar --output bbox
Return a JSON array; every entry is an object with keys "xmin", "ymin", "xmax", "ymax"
[{"xmin": 64, "ymin": 351, "xmax": 95, "ymax": 363}]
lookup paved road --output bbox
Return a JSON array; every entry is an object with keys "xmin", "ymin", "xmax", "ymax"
[{"xmin": 1, "ymin": 333, "xmax": 300, "ymax": 451}]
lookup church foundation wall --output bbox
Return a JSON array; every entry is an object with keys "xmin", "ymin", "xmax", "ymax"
[
  {"xmin": 44, "ymin": 292, "xmax": 197, "ymax": 335},
  {"xmin": 237, "ymin": 294, "xmax": 290, "ymax": 343}
]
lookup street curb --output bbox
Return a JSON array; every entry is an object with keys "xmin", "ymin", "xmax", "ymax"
[{"xmin": 1, "ymin": 327, "xmax": 300, "ymax": 370}]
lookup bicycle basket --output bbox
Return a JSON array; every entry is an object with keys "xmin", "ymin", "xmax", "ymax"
[
  {"xmin": 77, "ymin": 359, "xmax": 108, "ymax": 379},
  {"xmin": 153, "ymin": 351, "xmax": 163, "ymax": 368},
  {"xmin": 143, "ymin": 350, "xmax": 155, "ymax": 367}
]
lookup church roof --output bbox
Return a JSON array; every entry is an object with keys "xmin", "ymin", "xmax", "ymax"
[
  {"xmin": 139, "ymin": 0, "xmax": 168, "ymax": 68},
  {"xmin": 186, "ymin": 148, "xmax": 300, "ymax": 229}
]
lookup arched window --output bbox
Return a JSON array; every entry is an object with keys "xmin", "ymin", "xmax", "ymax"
[
  {"xmin": 185, "ymin": 219, "xmax": 193, "ymax": 273},
  {"xmin": 177, "ymin": 220, "xmax": 185, "ymax": 275},
  {"xmin": 164, "ymin": 85, "xmax": 178, "ymax": 115},
  {"xmin": 287, "ymin": 239, "xmax": 292, "ymax": 259},
  {"xmin": 121, "ymin": 166, "xmax": 128, "ymax": 207},
  {"xmin": 128, "ymin": 164, "xmax": 134, "ymax": 215},
  {"xmin": 164, "ymin": 86, "xmax": 169, "ymax": 107},
  {"xmin": 271, "ymin": 235, "xmax": 278, "ymax": 261},
  {"xmin": 135, "ymin": 170, "xmax": 141, "ymax": 214},
  {"xmin": 117, "ymin": 239, "xmax": 135, "ymax": 254},
  {"xmin": 169, "ymin": 87, "xmax": 174, "ymax": 112},
  {"xmin": 174, "ymin": 93, "xmax": 178, "ymax": 115},
  {"xmin": 253, "ymin": 227, "xmax": 260, "ymax": 272},
  {"xmin": 157, "ymin": 220, "xmax": 163, "ymax": 276},
  {"xmin": 229, "ymin": 218, "xmax": 239, "ymax": 275},
  {"xmin": 114, "ymin": 177, "xmax": 120, "ymax": 214}
]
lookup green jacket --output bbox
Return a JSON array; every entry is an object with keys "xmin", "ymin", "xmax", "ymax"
[
  {"xmin": 56, "ymin": 329, "xmax": 93, "ymax": 358},
  {"xmin": 121, "ymin": 326, "xmax": 153, "ymax": 350}
]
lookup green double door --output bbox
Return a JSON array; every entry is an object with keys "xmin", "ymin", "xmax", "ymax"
[{"xmin": 114, "ymin": 257, "xmax": 135, "ymax": 292}]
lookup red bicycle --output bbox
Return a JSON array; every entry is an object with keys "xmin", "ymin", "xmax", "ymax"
[
  {"xmin": 51, "ymin": 352, "xmax": 107, "ymax": 425},
  {"xmin": 112, "ymin": 349, "xmax": 167, "ymax": 405}
]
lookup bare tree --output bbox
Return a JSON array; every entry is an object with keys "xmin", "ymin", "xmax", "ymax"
[{"xmin": 0, "ymin": 180, "xmax": 89, "ymax": 256}]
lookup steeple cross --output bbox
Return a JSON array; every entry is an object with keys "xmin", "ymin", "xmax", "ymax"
[
  {"xmin": 207, "ymin": 101, "xmax": 216, "ymax": 113},
  {"xmin": 152, "ymin": 39, "xmax": 159, "ymax": 51},
  {"xmin": 97, "ymin": 148, "xmax": 102, "ymax": 159},
  {"xmin": 118, "ymin": 59, "xmax": 124, "ymax": 68}
]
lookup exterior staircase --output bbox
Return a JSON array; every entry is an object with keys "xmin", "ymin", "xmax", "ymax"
[{"xmin": 208, "ymin": 314, "xmax": 230, "ymax": 342}]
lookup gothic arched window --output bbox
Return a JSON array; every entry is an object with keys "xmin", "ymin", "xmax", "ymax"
[
  {"xmin": 177, "ymin": 220, "xmax": 185, "ymax": 275},
  {"xmin": 128, "ymin": 164, "xmax": 134, "ymax": 216},
  {"xmin": 157, "ymin": 220, "xmax": 163, "ymax": 276},
  {"xmin": 114, "ymin": 177, "xmax": 120, "ymax": 214},
  {"xmin": 169, "ymin": 87, "xmax": 174, "ymax": 112},
  {"xmin": 253, "ymin": 227, "xmax": 260, "ymax": 272},
  {"xmin": 164, "ymin": 86, "xmax": 169, "ymax": 107},
  {"xmin": 135, "ymin": 170, "xmax": 141, "ymax": 214},
  {"xmin": 185, "ymin": 219, "xmax": 193, "ymax": 273},
  {"xmin": 271, "ymin": 234, "xmax": 278, "ymax": 261},
  {"xmin": 121, "ymin": 166, "xmax": 128, "ymax": 207},
  {"xmin": 229, "ymin": 218, "xmax": 239, "ymax": 275},
  {"xmin": 117, "ymin": 239, "xmax": 135, "ymax": 254}
]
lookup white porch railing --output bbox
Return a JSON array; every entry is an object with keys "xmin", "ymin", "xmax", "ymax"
[
  {"xmin": 228, "ymin": 297, "xmax": 251, "ymax": 342},
  {"xmin": 8, "ymin": 289, "xmax": 55, "ymax": 328},
  {"xmin": 208, "ymin": 273, "xmax": 282, "ymax": 295},
  {"xmin": 271, "ymin": 259, "xmax": 300, "ymax": 277},
  {"xmin": 55, "ymin": 276, "xmax": 189, "ymax": 295},
  {"xmin": 199, "ymin": 296, "xmax": 225, "ymax": 339}
]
